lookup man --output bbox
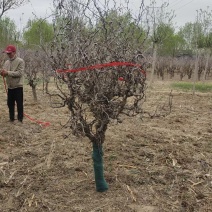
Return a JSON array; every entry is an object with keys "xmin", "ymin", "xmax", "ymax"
[{"xmin": 0, "ymin": 45, "xmax": 25, "ymax": 123}]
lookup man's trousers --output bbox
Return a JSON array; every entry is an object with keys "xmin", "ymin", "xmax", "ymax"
[{"xmin": 7, "ymin": 87, "xmax": 23, "ymax": 122}]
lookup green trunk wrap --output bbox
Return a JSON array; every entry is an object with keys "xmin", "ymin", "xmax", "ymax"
[{"xmin": 92, "ymin": 143, "xmax": 108, "ymax": 192}]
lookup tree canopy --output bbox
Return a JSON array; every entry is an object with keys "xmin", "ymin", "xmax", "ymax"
[{"xmin": 23, "ymin": 19, "xmax": 54, "ymax": 47}]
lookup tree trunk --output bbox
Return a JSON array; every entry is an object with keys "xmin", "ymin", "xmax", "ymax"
[
  {"xmin": 32, "ymin": 86, "xmax": 37, "ymax": 101},
  {"xmin": 202, "ymin": 51, "xmax": 210, "ymax": 81},
  {"xmin": 192, "ymin": 51, "xmax": 199, "ymax": 95},
  {"xmin": 45, "ymin": 82, "xmax": 49, "ymax": 93},
  {"xmin": 149, "ymin": 43, "xmax": 157, "ymax": 87},
  {"xmin": 92, "ymin": 143, "xmax": 108, "ymax": 192}
]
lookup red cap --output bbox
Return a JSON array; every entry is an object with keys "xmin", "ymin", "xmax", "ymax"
[{"xmin": 4, "ymin": 45, "xmax": 16, "ymax": 53}]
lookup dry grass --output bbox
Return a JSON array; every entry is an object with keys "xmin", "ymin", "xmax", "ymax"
[{"xmin": 0, "ymin": 79, "xmax": 212, "ymax": 212}]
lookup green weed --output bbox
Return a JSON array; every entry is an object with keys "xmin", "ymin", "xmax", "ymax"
[{"xmin": 171, "ymin": 82, "xmax": 212, "ymax": 92}]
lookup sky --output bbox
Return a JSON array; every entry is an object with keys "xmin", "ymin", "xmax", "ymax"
[
  {"xmin": 4, "ymin": 0, "xmax": 212, "ymax": 31},
  {"xmin": 5, "ymin": 0, "xmax": 53, "ymax": 30}
]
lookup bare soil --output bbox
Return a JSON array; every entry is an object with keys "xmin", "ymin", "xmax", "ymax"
[{"xmin": 0, "ymin": 79, "xmax": 212, "ymax": 212}]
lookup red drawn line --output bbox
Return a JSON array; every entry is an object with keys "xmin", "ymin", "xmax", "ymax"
[
  {"xmin": 56, "ymin": 61, "xmax": 146, "ymax": 75},
  {"xmin": 23, "ymin": 113, "xmax": 50, "ymax": 127}
]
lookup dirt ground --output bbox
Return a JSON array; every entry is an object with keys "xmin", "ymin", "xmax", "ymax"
[{"xmin": 0, "ymin": 78, "xmax": 212, "ymax": 212}]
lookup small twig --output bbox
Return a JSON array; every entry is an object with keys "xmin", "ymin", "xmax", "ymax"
[
  {"xmin": 28, "ymin": 194, "xmax": 35, "ymax": 207},
  {"xmin": 0, "ymin": 162, "xmax": 8, "ymax": 167},
  {"xmin": 118, "ymin": 164, "xmax": 137, "ymax": 169},
  {"xmin": 126, "ymin": 184, "xmax": 137, "ymax": 202},
  {"xmin": 188, "ymin": 180, "xmax": 204, "ymax": 187},
  {"xmin": 5, "ymin": 170, "xmax": 17, "ymax": 184}
]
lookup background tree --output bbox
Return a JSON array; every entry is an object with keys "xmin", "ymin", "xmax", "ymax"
[
  {"xmin": 22, "ymin": 19, "xmax": 54, "ymax": 97},
  {"xmin": 145, "ymin": 0, "xmax": 175, "ymax": 87},
  {"xmin": 158, "ymin": 28, "xmax": 185, "ymax": 57},
  {"xmin": 177, "ymin": 22, "xmax": 202, "ymax": 56},
  {"xmin": 23, "ymin": 19, "xmax": 54, "ymax": 46},
  {"xmin": 0, "ymin": 17, "xmax": 18, "ymax": 48},
  {"xmin": 0, "ymin": 0, "xmax": 28, "ymax": 61},
  {"xmin": 23, "ymin": 49, "xmax": 44, "ymax": 101},
  {"xmin": 196, "ymin": 8, "xmax": 212, "ymax": 81}
]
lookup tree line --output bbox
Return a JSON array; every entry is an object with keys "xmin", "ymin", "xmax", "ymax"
[{"xmin": 1, "ymin": 1, "xmax": 212, "ymax": 83}]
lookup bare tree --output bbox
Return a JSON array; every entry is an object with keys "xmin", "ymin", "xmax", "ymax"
[
  {"xmin": 23, "ymin": 49, "xmax": 47, "ymax": 101},
  {"xmin": 0, "ymin": 0, "xmax": 28, "ymax": 19},
  {"xmin": 196, "ymin": 8, "xmax": 212, "ymax": 81},
  {"xmin": 48, "ymin": 0, "xmax": 147, "ymax": 192}
]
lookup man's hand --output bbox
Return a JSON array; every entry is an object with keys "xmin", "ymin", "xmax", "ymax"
[{"xmin": 0, "ymin": 70, "xmax": 8, "ymax": 76}]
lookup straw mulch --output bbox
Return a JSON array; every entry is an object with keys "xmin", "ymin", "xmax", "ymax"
[{"xmin": 0, "ymin": 80, "xmax": 211, "ymax": 212}]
